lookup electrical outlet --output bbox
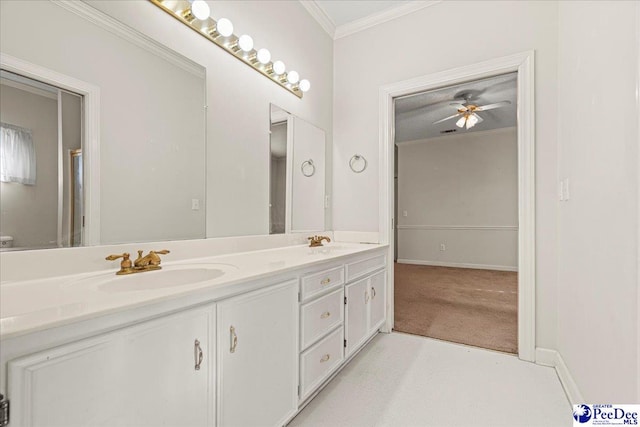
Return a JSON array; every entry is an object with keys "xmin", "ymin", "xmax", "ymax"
[
  {"xmin": 440, "ymin": 243, "xmax": 446, "ymax": 251},
  {"xmin": 191, "ymin": 199, "xmax": 200, "ymax": 210},
  {"xmin": 403, "ymin": 210, "xmax": 408, "ymax": 217}
]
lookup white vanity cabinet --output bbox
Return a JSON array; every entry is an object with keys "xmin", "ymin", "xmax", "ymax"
[
  {"xmin": 7, "ymin": 305, "xmax": 215, "ymax": 427},
  {"xmin": 216, "ymin": 280, "xmax": 298, "ymax": 427},
  {"xmin": 345, "ymin": 257, "xmax": 387, "ymax": 358}
]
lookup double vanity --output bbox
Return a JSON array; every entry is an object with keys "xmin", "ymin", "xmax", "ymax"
[{"xmin": 0, "ymin": 242, "xmax": 388, "ymax": 426}]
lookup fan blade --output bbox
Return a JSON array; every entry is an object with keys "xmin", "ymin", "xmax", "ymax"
[
  {"xmin": 476, "ymin": 101, "xmax": 511, "ymax": 111},
  {"xmin": 473, "ymin": 113, "xmax": 484, "ymax": 123},
  {"xmin": 433, "ymin": 113, "xmax": 461, "ymax": 124},
  {"xmin": 450, "ymin": 102, "xmax": 468, "ymax": 110}
]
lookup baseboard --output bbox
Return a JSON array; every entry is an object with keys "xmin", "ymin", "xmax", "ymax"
[
  {"xmin": 535, "ymin": 347, "xmax": 584, "ymax": 405},
  {"xmin": 397, "ymin": 259, "xmax": 518, "ymax": 272},
  {"xmin": 333, "ymin": 231, "xmax": 380, "ymax": 244}
]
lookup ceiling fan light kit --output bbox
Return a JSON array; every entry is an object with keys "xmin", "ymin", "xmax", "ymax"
[{"xmin": 434, "ymin": 100, "xmax": 511, "ymax": 131}]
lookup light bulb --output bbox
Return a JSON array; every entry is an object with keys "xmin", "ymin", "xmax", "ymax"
[
  {"xmin": 191, "ymin": 1, "xmax": 210, "ymax": 20},
  {"xmin": 287, "ymin": 70, "xmax": 299, "ymax": 84},
  {"xmin": 216, "ymin": 18, "xmax": 233, "ymax": 37},
  {"xmin": 257, "ymin": 48, "xmax": 271, "ymax": 64},
  {"xmin": 299, "ymin": 79, "xmax": 311, "ymax": 92},
  {"xmin": 456, "ymin": 116, "xmax": 466, "ymax": 128},
  {"xmin": 273, "ymin": 60, "xmax": 285, "ymax": 75},
  {"xmin": 466, "ymin": 114, "xmax": 479, "ymax": 129},
  {"xmin": 238, "ymin": 35, "xmax": 254, "ymax": 52}
]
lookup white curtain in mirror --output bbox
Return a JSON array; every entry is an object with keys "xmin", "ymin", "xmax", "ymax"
[{"xmin": 0, "ymin": 123, "xmax": 36, "ymax": 185}]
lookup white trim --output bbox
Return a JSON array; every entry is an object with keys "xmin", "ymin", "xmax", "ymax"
[
  {"xmin": 332, "ymin": 231, "xmax": 380, "ymax": 244},
  {"xmin": 0, "ymin": 78, "xmax": 58, "ymax": 100},
  {"xmin": 397, "ymin": 125, "xmax": 517, "ymax": 146},
  {"xmin": 51, "ymin": 0, "xmax": 204, "ymax": 79},
  {"xmin": 379, "ymin": 51, "xmax": 536, "ymax": 361},
  {"xmin": 298, "ymin": 1, "xmax": 336, "ymax": 38},
  {"xmin": 1, "ymin": 53, "xmax": 101, "ymax": 246},
  {"xmin": 534, "ymin": 347, "xmax": 558, "ymax": 367},
  {"xmin": 56, "ymin": 89, "xmax": 64, "ymax": 248},
  {"xmin": 636, "ymin": 0, "xmax": 640, "ymax": 404},
  {"xmin": 534, "ymin": 347, "xmax": 583, "ymax": 405},
  {"xmin": 334, "ymin": 1, "xmax": 442, "ymax": 40},
  {"xmin": 397, "ymin": 259, "xmax": 517, "ymax": 272},
  {"xmin": 397, "ymin": 225, "xmax": 518, "ymax": 231}
]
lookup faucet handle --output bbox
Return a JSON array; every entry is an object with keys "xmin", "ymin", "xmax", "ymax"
[
  {"xmin": 153, "ymin": 249, "xmax": 170, "ymax": 255},
  {"xmin": 105, "ymin": 252, "xmax": 133, "ymax": 275}
]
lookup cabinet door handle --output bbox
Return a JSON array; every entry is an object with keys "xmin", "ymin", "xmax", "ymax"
[
  {"xmin": 194, "ymin": 339, "xmax": 203, "ymax": 371},
  {"xmin": 365, "ymin": 290, "xmax": 370, "ymax": 304},
  {"xmin": 371, "ymin": 287, "xmax": 376, "ymax": 299},
  {"xmin": 230, "ymin": 326, "xmax": 238, "ymax": 353},
  {"xmin": 320, "ymin": 354, "xmax": 330, "ymax": 363},
  {"xmin": 320, "ymin": 311, "xmax": 331, "ymax": 319},
  {"xmin": 320, "ymin": 278, "xmax": 331, "ymax": 285}
]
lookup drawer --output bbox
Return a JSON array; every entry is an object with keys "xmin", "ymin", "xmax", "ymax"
[
  {"xmin": 345, "ymin": 254, "xmax": 386, "ymax": 282},
  {"xmin": 300, "ymin": 288, "xmax": 344, "ymax": 350},
  {"xmin": 301, "ymin": 266, "xmax": 344, "ymax": 301},
  {"xmin": 300, "ymin": 326, "xmax": 344, "ymax": 401}
]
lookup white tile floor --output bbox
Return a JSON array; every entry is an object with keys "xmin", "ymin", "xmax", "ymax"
[{"xmin": 289, "ymin": 332, "xmax": 571, "ymax": 427}]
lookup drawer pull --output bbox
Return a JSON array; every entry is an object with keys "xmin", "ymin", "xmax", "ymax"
[
  {"xmin": 371, "ymin": 287, "xmax": 376, "ymax": 299},
  {"xmin": 230, "ymin": 326, "xmax": 238, "ymax": 353},
  {"xmin": 320, "ymin": 354, "xmax": 331, "ymax": 363},
  {"xmin": 194, "ymin": 339, "xmax": 203, "ymax": 371},
  {"xmin": 320, "ymin": 278, "xmax": 331, "ymax": 285},
  {"xmin": 320, "ymin": 311, "xmax": 331, "ymax": 319}
]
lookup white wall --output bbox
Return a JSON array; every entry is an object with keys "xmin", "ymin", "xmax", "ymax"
[
  {"xmin": 397, "ymin": 127, "xmax": 517, "ymax": 270},
  {"xmin": 87, "ymin": 0, "xmax": 334, "ymax": 238},
  {"xmin": 556, "ymin": 1, "xmax": 639, "ymax": 402},
  {"xmin": 333, "ymin": 0, "xmax": 559, "ymax": 349},
  {"xmin": 0, "ymin": 84, "xmax": 58, "ymax": 248}
]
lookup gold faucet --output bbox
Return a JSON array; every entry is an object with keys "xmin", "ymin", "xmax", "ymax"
[
  {"xmin": 106, "ymin": 249, "xmax": 170, "ymax": 275},
  {"xmin": 308, "ymin": 235, "xmax": 331, "ymax": 247}
]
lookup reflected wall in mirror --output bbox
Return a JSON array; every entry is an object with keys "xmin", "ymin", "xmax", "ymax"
[
  {"xmin": 269, "ymin": 104, "xmax": 326, "ymax": 235},
  {"xmin": 0, "ymin": 71, "xmax": 82, "ymax": 250},
  {"xmin": 269, "ymin": 105, "xmax": 289, "ymax": 234},
  {"xmin": 0, "ymin": 0, "xmax": 206, "ymax": 250}
]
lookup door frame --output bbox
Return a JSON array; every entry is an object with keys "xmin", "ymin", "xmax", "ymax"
[
  {"xmin": 1, "ymin": 53, "xmax": 101, "ymax": 246},
  {"xmin": 378, "ymin": 51, "xmax": 536, "ymax": 361}
]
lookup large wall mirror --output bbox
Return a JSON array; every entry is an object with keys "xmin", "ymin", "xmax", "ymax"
[
  {"xmin": 269, "ymin": 104, "xmax": 326, "ymax": 234},
  {"xmin": 0, "ymin": 0, "xmax": 206, "ymax": 250}
]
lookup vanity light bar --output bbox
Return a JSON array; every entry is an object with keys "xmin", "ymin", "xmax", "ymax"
[{"xmin": 149, "ymin": 0, "xmax": 309, "ymax": 99}]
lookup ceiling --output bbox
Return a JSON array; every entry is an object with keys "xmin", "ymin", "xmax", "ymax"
[
  {"xmin": 300, "ymin": 1, "xmax": 440, "ymax": 39},
  {"xmin": 313, "ymin": 1, "xmax": 412, "ymax": 27},
  {"xmin": 394, "ymin": 72, "xmax": 517, "ymax": 143}
]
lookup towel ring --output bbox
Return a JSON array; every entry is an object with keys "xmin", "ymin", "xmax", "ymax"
[
  {"xmin": 349, "ymin": 154, "xmax": 367, "ymax": 173},
  {"xmin": 301, "ymin": 159, "xmax": 315, "ymax": 177}
]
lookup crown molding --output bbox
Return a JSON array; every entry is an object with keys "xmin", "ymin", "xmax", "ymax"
[
  {"xmin": 51, "ymin": 1, "xmax": 205, "ymax": 78},
  {"xmin": 298, "ymin": 1, "xmax": 336, "ymax": 38},
  {"xmin": 334, "ymin": 1, "xmax": 442, "ymax": 40}
]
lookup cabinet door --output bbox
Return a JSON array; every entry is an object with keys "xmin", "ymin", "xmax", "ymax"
[
  {"xmin": 8, "ymin": 306, "xmax": 215, "ymax": 427},
  {"xmin": 217, "ymin": 280, "xmax": 298, "ymax": 427},
  {"xmin": 369, "ymin": 270, "xmax": 387, "ymax": 334},
  {"xmin": 345, "ymin": 277, "xmax": 369, "ymax": 357}
]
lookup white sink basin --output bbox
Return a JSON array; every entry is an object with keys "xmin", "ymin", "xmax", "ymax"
[{"xmin": 66, "ymin": 263, "xmax": 239, "ymax": 293}]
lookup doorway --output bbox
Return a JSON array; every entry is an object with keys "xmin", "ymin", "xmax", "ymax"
[
  {"xmin": 379, "ymin": 52, "xmax": 536, "ymax": 361},
  {"xmin": 392, "ymin": 72, "xmax": 518, "ymax": 353}
]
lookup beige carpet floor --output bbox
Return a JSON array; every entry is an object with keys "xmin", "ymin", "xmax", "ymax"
[{"xmin": 394, "ymin": 263, "xmax": 518, "ymax": 354}]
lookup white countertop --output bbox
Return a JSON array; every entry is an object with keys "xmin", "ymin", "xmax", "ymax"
[{"xmin": 0, "ymin": 243, "xmax": 386, "ymax": 340}]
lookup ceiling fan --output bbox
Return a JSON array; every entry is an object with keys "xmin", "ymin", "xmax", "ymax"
[{"xmin": 433, "ymin": 98, "xmax": 511, "ymax": 130}]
